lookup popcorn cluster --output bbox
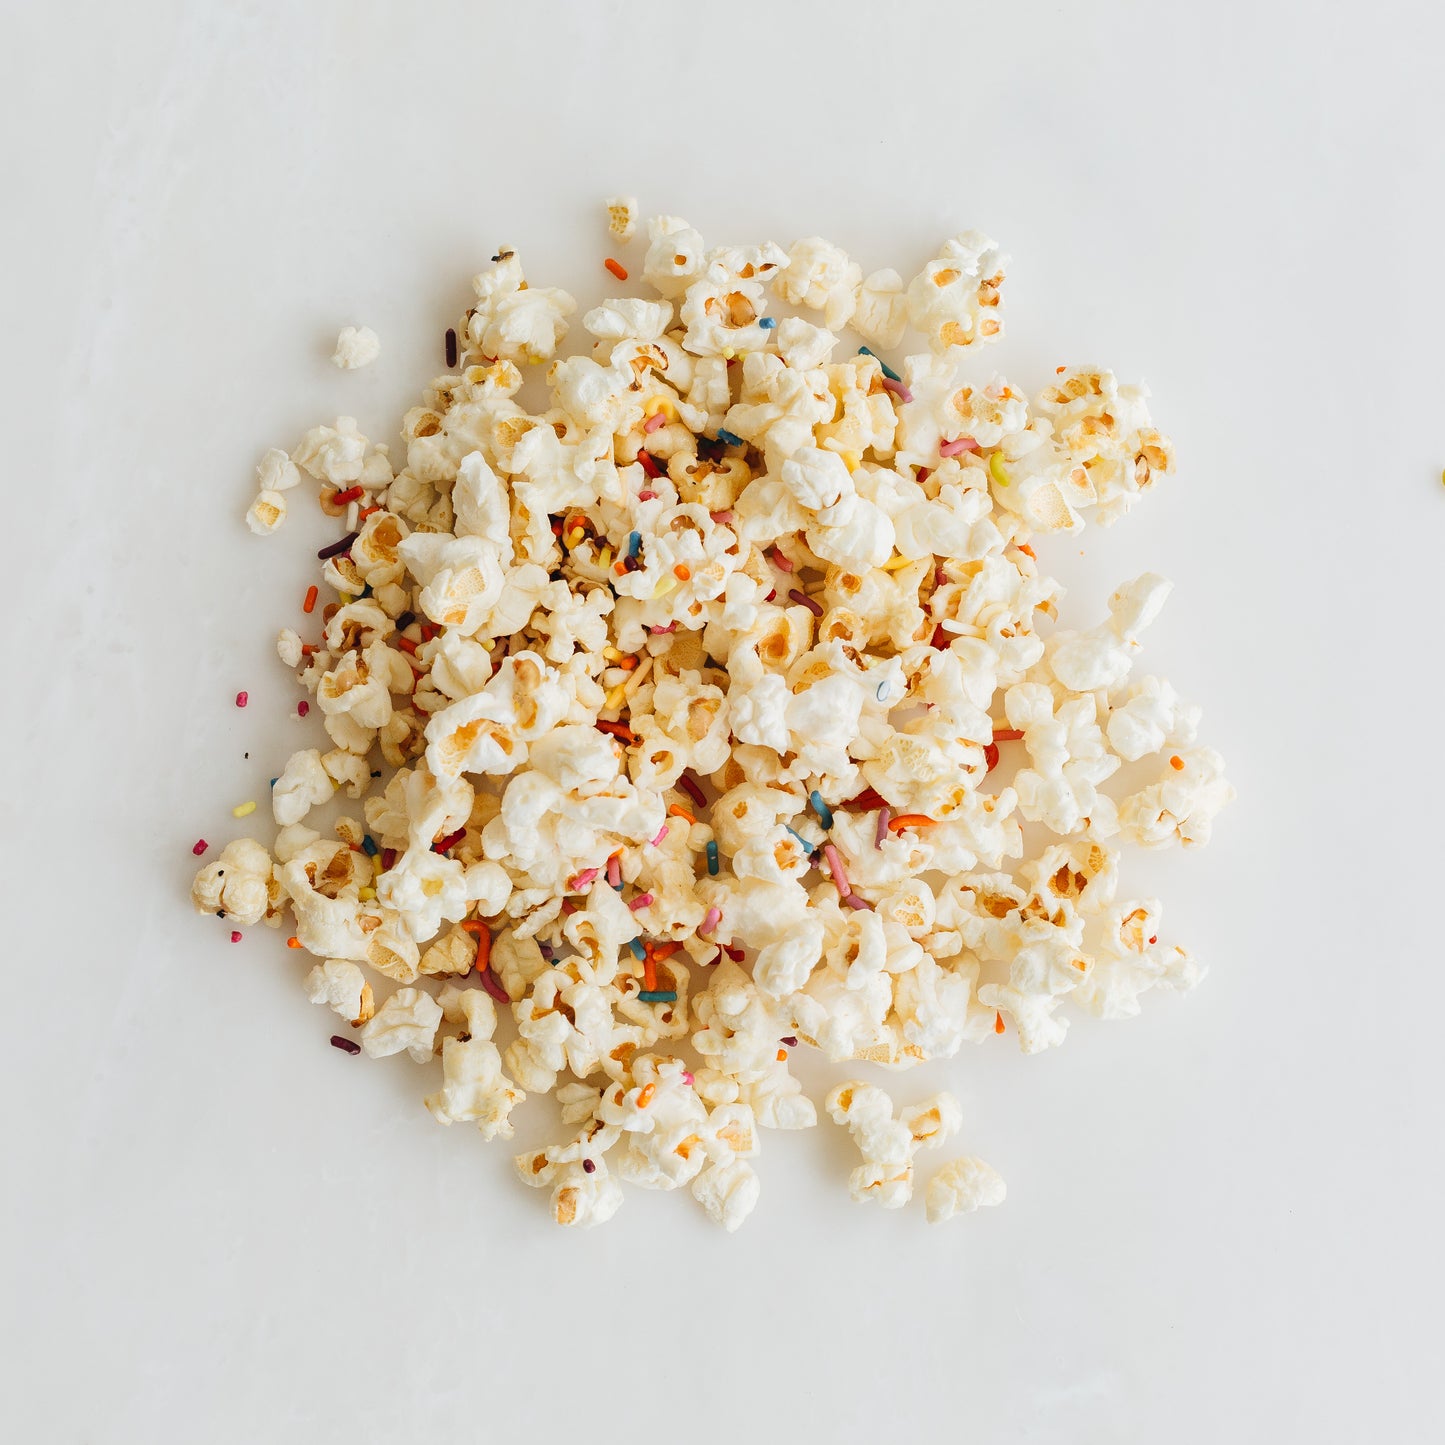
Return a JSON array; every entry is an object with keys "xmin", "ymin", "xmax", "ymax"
[{"xmin": 195, "ymin": 206, "xmax": 1232, "ymax": 1230}]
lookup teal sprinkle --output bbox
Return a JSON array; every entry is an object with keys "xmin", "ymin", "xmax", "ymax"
[
  {"xmin": 269, "ymin": 778, "xmax": 277, "ymax": 788},
  {"xmin": 638, "ymin": 990, "xmax": 678, "ymax": 1004},
  {"xmin": 629, "ymin": 938, "xmax": 647, "ymax": 962},
  {"xmin": 758, "ymin": 316, "xmax": 776, "ymax": 330},
  {"xmin": 361, "ymin": 835, "xmax": 378, "ymax": 856},
  {"xmin": 627, "ymin": 530, "xmax": 641, "ymax": 557},
  {"xmin": 858, "ymin": 346, "xmax": 901, "ymax": 383},
  {"xmin": 706, "ymin": 839, "xmax": 719, "ymax": 876},
  {"xmin": 716, "ymin": 428, "xmax": 743, "ymax": 446},
  {"xmin": 785, "ymin": 826, "xmax": 818, "ymax": 857},
  {"xmin": 809, "ymin": 789, "xmax": 834, "ymax": 830}
]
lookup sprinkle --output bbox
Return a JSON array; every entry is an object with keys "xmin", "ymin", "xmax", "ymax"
[
  {"xmin": 1148, "ymin": 935, "xmax": 1159, "ymax": 946},
  {"xmin": 637, "ymin": 450, "xmax": 662, "ymax": 479},
  {"xmin": 380, "ymin": 848, "xmax": 396, "ymax": 870},
  {"xmin": 789, "ymin": 588, "xmax": 823, "ymax": 617},
  {"xmin": 929, "ymin": 623, "xmax": 949, "ymax": 649},
  {"xmin": 988, "ymin": 451, "xmax": 1011, "ymax": 487},
  {"xmin": 875, "ymin": 680, "xmax": 890, "ymax": 703},
  {"xmin": 192, "ymin": 839, "xmax": 208, "ymax": 856},
  {"xmin": 638, "ymin": 990, "xmax": 678, "ymax": 1003},
  {"xmin": 643, "ymin": 410, "xmax": 667, "ymax": 434},
  {"xmin": 649, "ymin": 621, "xmax": 677, "ymax": 635},
  {"xmin": 673, "ymin": 563, "xmax": 691, "ymax": 581},
  {"xmin": 234, "ymin": 691, "xmax": 250, "ymax": 709},
  {"xmin": 784, "ymin": 826, "xmax": 816, "ymax": 856},
  {"xmin": 758, "ymin": 316, "xmax": 776, "ymax": 329},
  {"xmin": 332, "ymin": 485, "xmax": 364, "ymax": 506},
  {"xmin": 338, "ymin": 592, "xmax": 354, "ymax": 606},
  {"xmin": 917, "ymin": 468, "xmax": 933, "ymax": 484},
  {"xmin": 843, "ymin": 893, "xmax": 873, "ymax": 911},
  {"xmin": 700, "ymin": 906, "xmax": 721, "ymax": 935},
  {"xmin": 888, "ymin": 813, "xmax": 934, "ymax": 833},
  {"xmin": 604, "ymin": 683, "xmax": 628, "ymax": 709},
  {"xmin": 358, "ymin": 505, "xmax": 380, "ymax": 521},
  {"xmin": 649, "ymin": 823, "xmax": 670, "ymax": 847},
  {"xmin": 569, "ymin": 868, "xmax": 599, "ymax": 890},
  {"xmin": 598, "ymin": 546, "xmax": 613, "ymax": 569},
  {"xmin": 582, "ymin": 1158, "xmax": 597, "ymax": 1173},
  {"xmin": 358, "ymin": 887, "xmax": 375, "ymax": 901},
  {"xmin": 939, "ymin": 437, "xmax": 977, "ymax": 457},
  {"xmin": 840, "ymin": 786, "xmax": 887, "ymax": 811},
  {"xmin": 722, "ymin": 944, "xmax": 745, "ymax": 961},
  {"xmin": 642, "ymin": 949, "xmax": 657, "ymax": 991},
  {"xmin": 993, "ymin": 728, "xmax": 1024, "ymax": 741},
  {"xmin": 880, "ymin": 376, "xmax": 914, "ymax": 404},
  {"xmin": 822, "ymin": 843, "xmax": 851, "ymax": 897},
  {"xmin": 780, "ymin": 1036, "xmax": 798, "ymax": 1047},
  {"xmin": 302, "ymin": 585, "xmax": 319, "ymax": 614},
  {"xmin": 433, "ymin": 828, "xmax": 466, "ymax": 854},
  {"xmin": 596, "ymin": 720, "xmax": 636, "ymax": 742},
  {"xmin": 709, "ymin": 510, "xmax": 735, "ymax": 524},
  {"xmin": 232, "ymin": 800, "xmax": 256, "ymax": 818},
  {"xmin": 984, "ymin": 742, "xmax": 1000, "ymax": 772},
  {"xmin": 652, "ymin": 575, "xmax": 676, "ymax": 599},
  {"xmin": 566, "ymin": 527, "xmax": 585, "ymax": 549},
  {"xmin": 858, "ymin": 346, "xmax": 901, "ymax": 382},
  {"xmin": 716, "ymin": 428, "xmax": 743, "ymax": 446},
  {"xmin": 1016, "ymin": 543, "xmax": 1036, "ymax": 560},
  {"xmin": 286, "ymin": 936, "xmax": 301, "ymax": 949},
  {"xmin": 607, "ymin": 855, "xmax": 622, "ymax": 889},
  {"xmin": 317, "ymin": 530, "xmax": 359, "ymax": 561},
  {"xmin": 604, "ymin": 257, "xmax": 629, "ymax": 281},
  {"xmin": 809, "ymin": 790, "xmax": 834, "ymax": 829},
  {"xmin": 629, "ymin": 939, "xmax": 647, "ymax": 962},
  {"xmin": 627, "ymin": 530, "xmax": 642, "ymax": 557},
  {"xmin": 875, "ymin": 808, "xmax": 891, "ymax": 848},
  {"xmin": 330, "ymin": 1035, "xmax": 362, "ymax": 1054},
  {"xmin": 230, "ymin": 930, "xmax": 242, "ymax": 943},
  {"xmin": 445, "ymin": 328, "xmax": 458, "ymax": 368},
  {"xmin": 396, "ymin": 611, "xmax": 417, "ymax": 631},
  {"xmin": 706, "ymin": 839, "xmax": 719, "ymax": 876},
  {"xmin": 994, "ymin": 1011, "xmax": 1006, "ymax": 1035},
  {"xmin": 397, "ymin": 636, "xmax": 419, "ymax": 657},
  {"xmin": 628, "ymin": 893, "xmax": 655, "ymax": 911},
  {"xmin": 678, "ymin": 773, "xmax": 707, "ymax": 808},
  {"xmin": 623, "ymin": 656, "xmax": 653, "ymax": 693},
  {"xmin": 636, "ymin": 1083, "xmax": 656, "ymax": 1108},
  {"xmin": 768, "ymin": 544, "xmax": 795, "ymax": 572},
  {"xmin": 361, "ymin": 835, "xmax": 378, "ymax": 856},
  {"xmin": 681, "ymin": 1070, "xmax": 695, "ymax": 1085},
  {"xmin": 478, "ymin": 967, "xmax": 510, "ymax": 1004},
  {"xmin": 668, "ymin": 804, "xmax": 696, "ymax": 825},
  {"xmin": 638, "ymin": 489, "xmax": 657, "ymax": 501},
  {"xmin": 297, "ymin": 700, "xmax": 310, "ymax": 717}
]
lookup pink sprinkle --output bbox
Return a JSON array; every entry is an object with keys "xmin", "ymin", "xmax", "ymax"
[
  {"xmin": 934, "ymin": 566, "xmax": 947, "ymax": 587},
  {"xmin": 881, "ymin": 377, "xmax": 914, "ymax": 404},
  {"xmin": 843, "ymin": 893, "xmax": 874, "ymax": 910},
  {"xmin": 700, "ymin": 906, "xmax": 721, "ymax": 935},
  {"xmin": 235, "ymin": 691, "xmax": 248, "ymax": 708},
  {"xmin": 479, "ymin": 967, "xmax": 510, "ymax": 1004},
  {"xmin": 822, "ymin": 843, "xmax": 851, "ymax": 898},
  {"xmin": 570, "ymin": 868, "xmax": 599, "ymax": 890},
  {"xmin": 874, "ymin": 807, "xmax": 891, "ymax": 849},
  {"xmin": 769, "ymin": 545, "xmax": 795, "ymax": 572},
  {"xmin": 649, "ymin": 621, "xmax": 678, "ymax": 635},
  {"xmin": 643, "ymin": 411, "xmax": 667, "ymax": 434},
  {"xmin": 709, "ymin": 510, "xmax": 734, "ymax": 524},
  {"xmin": 192, "ymin": 839, "xmax": 208, "ymax": 856},
  {"xmin": 607, "ymin": 856, "xmax": 622, "ymax": 889},
  {"xmin": 297, "ymin": 700, "xmax": 310, "ymax": 717},
  {"xmin": 789, "ymin": 589, "xmax": 824, "ymax": 617},
  {"xmin": 628, "ymin": 893, "xmax": 654, "ymax": 911},
  {"xmin": 638, "ymin": 489, "xmax": 657, "ymax": 501},
  {"xmin": 230, "ymin": 930, "xmax": 242, "ymax": 943},
  {"xmin": 649, "ymin": 824, "xmax": 670, "ymax": 847},
  {"xmin": 681, "ymin": 1070, "xmax": 695, "ymax": 1086},
  {"xmin": 939, "ymin": 437, "xmax": 979, "ymax": 457}
]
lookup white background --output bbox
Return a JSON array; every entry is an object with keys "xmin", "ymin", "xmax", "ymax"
[{"xmin": 5, "ymin": 2, "xmax": 1443, "ymax": 1440}]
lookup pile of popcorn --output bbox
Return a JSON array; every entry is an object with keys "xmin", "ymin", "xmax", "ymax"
[{"xmin": 202, "ymin": 199, "xmax": 1232, "ymax": 1230}]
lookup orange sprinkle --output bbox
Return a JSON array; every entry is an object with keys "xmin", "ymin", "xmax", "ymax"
[
  {"xmin": 605, "ymin": 257, "xmax": 629, "ymax": 281},
  {"xmin": 650, "ymin": 941, "xmax": 683, "ymax": 962},
  {"xmin": 617, "ymin": 655, "xmax": 638, "ymax": 671},
  {"xmin": 1170, "ymin": 755, "xmax": 1185, "ymax": 770},
  {"xmin": 1055, "ymin": 365, "xmax": 1066, "ymax": 374},
  {"xmin": 614, "ymin": 561, "xmax": 629, "ymax": 576},
  {"xmin": 636, "ymin": 1082, "xmax": 655, "ymax": 1108},
  {"xmin": 397, "ymin": 636, "xmax": 419, "ymax": 656},
  {"xmin": 596, "ymin": 720, "xmax": 636, "ymax": 742},
  {"xmin": 1017, "ymin": 543, "xmax": 1036, "ymax": 559},
  {"xmin": 300, "ymin": 644, "xmax": 317, "ymax": 656},
  {"xmin": 776, "ymin": 1049, "xmax": 788, "ymax": 1062},
  {"xmin": 668, "ymin": 804, "xmax": 696, "ymax": 824},
  {"xmin": 994, "ymin": 1011, "xmax": 1006, "ymax": 1035},
  {"xmin": 887, "ymin": 813, "xmax": 935, "ymax": 833},
  {"xmin": 286, "ymin": 936, "xmax": 302, "ymax": 949},
  {"xmin": 358, "ymin": 505, "xmax": 381, "ymax": 520},
  {"xmin": 673, "ymin": 563, "xmax": 691, "ymax": 581},
  {"xmin": 460, "ymin": 919, "xmax": 491, "ymax": 973},
  {"xmin": 302, "ymin": 585, "xmax": 319, "ymax": 614}
]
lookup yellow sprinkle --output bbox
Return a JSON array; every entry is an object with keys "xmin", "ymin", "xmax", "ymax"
[
  {"xmin": 881, "ymin": 553, "xmax": 913, "ymax": 571},
  {"xmin": 566, "ymin": 528, "xmax": 585, "ymax": 548},
  {"xmin": 652, "ymin": 575, "xmax": 677, "ymax": 599},
  {"xmin": 598, "ymin": 547, "xmax": 613, "ymax": 570},
  {"xmin": 603, "ymin": 646, "xmax": 624, "ymax": 661},
  {"xmin": 338, "ymin": 592, "xmax": 354, "ymax": 605},
  {"xmin": 232, "ymin": 801, "xmax": 257, "ymax": 818},
  {"xmin": 358, "ymin": 887, "xmax": 376, "ymax": 901},
  {"xmin": 605, "ymin": 684, "xmax": 628, "ymax": 710},
  {"xmin": 989, "ymin": 452, "xmax": 1010, "ymax": 487},
  {"xmin": 841, "ymin": 450, "xmax": 861, "ymax": 472},
  {"xmin": 721, "ymin": 347, "xmax": 735, "ymax": 360}
]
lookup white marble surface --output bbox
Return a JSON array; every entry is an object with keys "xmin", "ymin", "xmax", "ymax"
[{"xmin": 6, "ymin": 2, "xmax": 1444, "ymax": 1440}]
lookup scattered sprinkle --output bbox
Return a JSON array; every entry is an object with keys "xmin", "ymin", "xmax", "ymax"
[
  {"xmin": 330, "ymin": 1035, "xmax": 362, "ymax": 1054},
  {"xmin": 433, "ymin": 827, "xmax": 467, "ymax": 854},
  {"xmin": 604, "ymin": 257, "xmax": 629, "ymax": 281},
  {"xmin": 995, "ymin": 1011, "xmax": 1006, "ymax": 1035},
  {"xmin": 649, "ymin": 823, "xmax": 669, "ymax": 847},
  {"xmin": 627, "ymin": 530, "xmax": 642, "ymax": 557},
  {"xmin": 875, "ymin": 679, "xmax": 890, "ymax": 702},
  {"xmin": 629, "ymin": 938, "xmax": 648, "ymax": 962},
  {"xmin": 706, "ymin": 839, "xmax": 719, "ymax": 876},
  {"xmin": 230, "ymin": 931, "xmax": 242, "ymax": 943},
  {"xmin": 1170, "ymin": 754, "xmax": 1185, "ymax": 770},
  {"xmin": 780, "ymin": 1036, "xmax": 798, "ymax": 1047},
  {"xmin": 874, "ymin": 807, "xmax": 891, "ymax": 849},
  {"xmin": 317, "ymin": 530, "xmax": 359, "ymax": 561},
  {"xmin": 628, "ymin": 892, "xmax": 655, "ymax": 911},
  {"xmin": 988, "ymin": 451, "xmax": 1010, "ymax": 487},
  {"xmin": 302, "ymin": 585, "xmax": 319, "ymax": 614},
  {"xmin": 332, "ymin": 485, "xmax": 364, "ymax": 506},
  {"xmin": 880, "ymin": 377, "xmax": 914, "ymax": 404},
  {"xmin": 569, "ymin": 868, "xmax": 599, "ymax": 890},
  {"xmin": 232, "ymin": 800, "xmax": 257, "ymax": 818},
  {"xmin": 637, "ymin": 451, "xmax": 662, "ymax": 479},
  {"xmin": 843, "ymin": 893, "xmax": 874, "ymax": 911},
  {"xmin": 700, "ymin": 905, "xmax": 721, "ymax": 935},
  {"xmin": 809, "ymin": 790, "xmax": 834, "ymax": 830},
  {"xmin": 758, "ymin": 316, "xmax": 776, "ymax": 329},
  {"xmin": 607, "ymin": 855, "xmax": 623, "ymax": 889},
  {"xmin": 478, "ymin": 967, "xmax": 510, "ymax": 1004},
  {"xmin": 636, "ymin": 1083, "xmax": 656, "ymax": 1108},
  {"xmin": 789, "ymin": 588, "xmax": 823, "ymax": 617},
  {"xmin": 643, "ymin": 410, "xmax": 667, "ymax": 434},
  {"xmin": 716, "ymin": 428, "xmax": 743, "ymax": 446},
  {"xmin": 769, "ymin": 544, "xmax": 795, "ymax": 572},
  {"xmin": 445, "ymin": 328, "xmax": 458, "ymax": 368},
  {"xmin": 286, "ymin": 936, "xmax": 302, "ymax": 949},
  {"xmin": 858, "ymin": 346, "xmax": 901, "ymax": 382},
  {"xmin": 235, "ymin": 691, "xmax": 248, "ymax": 707},
  {"xmin": 638, "ymin": 990, "xmax": 678, "ymax": 1003},
  {"xmin": 361, "ymin": 835, "xmax": 378, "ymax": 856},
  {"xmin": 887, "ymin": 813, "xmax": 934, "ymax": 833},
  {"xmin": 582, "ymin": 1158, "xmax": 597, "ymax": 1173},
  {"xmin": 822, "ymin": 843, "xmax": 851, "ymax": 898},
  {"xmin": 192, "ymin": 839, "xmax": 208, "ymax": 856},
  {"xmin": 297, "ymin": 700, "xmax": 310, "ymax": 717},
  {"xmin": 668, "ymin": 804, "xmax": 696, "ymax": 825},
  {"xmin": 678, "ymin": 773, "xmax": 707, "ymax": 808},
  {"xmin": 939, "ymin": 437, "xmax": 978, "ymax": 457}
]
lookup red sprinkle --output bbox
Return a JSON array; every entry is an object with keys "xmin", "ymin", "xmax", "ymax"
[
  {"xmin": 297, "ymin": 700, "xmax": 310, "ymax": 717},
  {"xmin": 930, "ymin": 624, "xmax": 949, "ymax": 649},
  {"xmin": 433, "ymin": 828, "xmax": 467, "ymax": 854},
  {"xmin": 192, "ymin": 839, "xmax": 208, "ymax": 856},
  {"xmin": 637, "ymin": 451, "xmax": 662, "ymax": 479},
  {"xmin": 789, "ymin": 589, "xmax": 823, "ymax": 617},
  {"xmin": 993, "ymin": 728, "xmax": 1024, "ymax": 742},
  {"xmin": 604, "ymin": 257, "xmax": 629, "ymax": 281},
  {"xmin": 984, "ymin": 742, "xmax": 1000, "ymax": 772},
  {"xmin": 230, "ymin": 931, "xmax": 242, "ymax": 943},
  {"xmin": 303, "ymin": 586, "xmax": 319, "ymax": 614},
  {"xmin": 235, "ymin": 691, "xmax": 248, "ymax": 708},
  {"xmin": 644, "ymin": 411, "xmax": 667, "ymax": 434},
  {"xmin": 317, "ymin": 530, "xmax": 359, "ymax": 561},
  {"xmin": 722, "ymin": 944, "xmax": 745, "ymax": 962},
  {"xmin": 769, "ymin": 545, "xmax": 795, "ymax": 573},
  {"xmin": 582, "ymin": 1158, "xmax": 597, "ymax": 1173},
  {"xmin": 841, "ymin": 787, "xmax": 888, "ymax": 811},
  {"xmin": 381, "ymin": 848, "xmax": 397, "ymax": 870},
  {"xmin": 596, "ymin": 720, "xmax": 636, "ymax": 743},
  {"xmin": 445, "ymin": 328, "xmax": 458, "ymax": 368},
  {"xmin": 330, "ymin": 1035, "xmax": 362, "ymax": 1055},
  {"xmin": 678, "ymin": 773, "xmax": 707, "ymax": 809},
  {"xmin": 397, "ymin": 636, "xmax": 419, "ymax": 656},
  {"xmin": 638, "ymin": 489, "xmax": 657, "ymax": 501},
  {"xmin": 332, "ymin": 485, "xmax": 365, "ymax": 506}
]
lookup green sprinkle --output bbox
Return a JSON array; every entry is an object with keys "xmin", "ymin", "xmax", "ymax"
[
  {"xmin": 858, "ymin": 346, "xmax": 901, "ymax": 383},
  {"xmin": 638, "ymin": 990, "xmax": 678, "ymax": 1003},
  {"xmin": 706, "ymin": 839, "xmax": 719, "ymax": 876}
]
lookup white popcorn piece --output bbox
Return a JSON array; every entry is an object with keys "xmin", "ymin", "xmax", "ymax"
[
  {"xmin": 304, "ymin": 959, "xmax": 373, "ymax": 1025},
  {"xmin": 257, "ymin": 447, "xmax": 301, "ymax": 492},
  {"xmin": 852, "ymin": 269, "xmax": 909, "ymax": 350},
  {"xmin": 191, "ymin": 839, "xmax": 279, "ymax": 926},
  {"xmin": 331, "ymin": 325, "xmax": 381, "ymax": 370},
  {"xmin": 359, "ymin": 986, "xmax": 442, "ymax": 1062},
  {"xmin": 272, "ymin": 748, "xmax": 336, "ymax": 827},
  {"xmin": 925, "ymin": 1157, "xmax": 1007, "ymax": 1222},
  {"xmin": 906, "ymin": 230, "xmax": 1007, "ymax": 353},
  {"xmin": 467, "ymin": 249, "xmax": 576, "ymax": 364},
  {"xmin": 246, "ymin": 489, "xmax": 287, "ymax": 535},
  {"xmin": 774, "ymin": 237, "xmax": 862, "ymax": 329},
  {"xmin": 605, "ymin": 196, "xmax": 638, "ymax": 242}
]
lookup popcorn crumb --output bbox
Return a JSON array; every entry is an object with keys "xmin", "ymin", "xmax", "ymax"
[{"xmin": 331, "ymin": 325, "xmax": 381, "ymax": 370}]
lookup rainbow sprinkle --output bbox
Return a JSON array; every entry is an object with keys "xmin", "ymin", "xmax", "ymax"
[
  {"xmin": 638, "ymin": 990, "xmax": 678, "ymax": 1003},
  {"xmin": 858, "ymin": 346, "xmax": 901, "ymax": 382},
  {"xmin": 192, "ymin": 839, "xmax": 208, "ymax": 856},
  {"xmin": 880, "ymin": 377, "xmax": 914, "ymax": 404},
  {"xmin": 629, "ymin": 938, "xmax": 647, "ymax": 962},
  {"xmin": 232, "ymin": 801, "xmax": 256, "ymax": 818},
  {"xmin": 809, "ymin": 790, "xmax": 834, "ymax": 829},
  {"xmin": 628, "ymin": 893, "xmax": 655, "ymax": 911},
  {"xmin": 716, "ymin": 428, "xmax": 743, "ymax": 446},
  {"xmin": 758, "ymin": 316, "xmax": 776, "ymax": 330},
  {"xmin": 706, "ymin": 839, "xmax": 719, "ymax": 875}
]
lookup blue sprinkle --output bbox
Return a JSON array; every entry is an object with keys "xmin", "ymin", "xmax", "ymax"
[
  {"xmin": 361, "ymin": 835, "xmax": 378, "ymax": 856},
  {"xmin": 706, "ymin": 839, "xmax": 719, "ymax": 876},
  {"xmin": 716, "ymin": 428, "xmax": 743, "ymax": 447},
  {"xmin": 809, "ymin": 789, "xmax": 834, "ymax": 830},
  {"xmin": 629, "ymin": 938, "xmax": 647, "ymax": 962},
  {"xmin": 876, "ymin": 679, "xmax": 889, "ymax": 702},
  {"xmin": 627, "ymin": 530, "xmax": 641, "ymax": 558},
  {"xmin": 638, "ymin": 990, "xmax": 678, "ymax": 1003},
  {"xmin": 269, "ymin": 778, "xmax": 278, "ymax": 788},
  {"xmin": 858, "ymin": 345, "xmax": 901, "ymax": 383},
  {"xmin": 758, "ymin": 316, "xmax": 776, "ymax": 330},
  {"xmin": 785, "ymin": 826, "xmax": 818, "ymax": 857}
]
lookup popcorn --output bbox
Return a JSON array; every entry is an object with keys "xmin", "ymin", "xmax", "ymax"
[
  {"xmin": 925, "ymin": 1157, "xmax": 1007, "ymax": 1222},
  {"xmin": 203, "ymin": 206, "xmax": 1231, "ymax": 1232},
  {"xmin": 331, "ymin": 325, "xmax": 380, "ymax": 370}
]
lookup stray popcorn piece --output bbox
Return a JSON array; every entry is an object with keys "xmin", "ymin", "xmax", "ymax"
[
  {"xmin": 331, "ymin": 325, "xmax": 381, "ymax": 370},
  {"xmin": 202, "ymin": 202, "xmax": 1232, "ymax": 1232},
  {"xmin": 925, "ymin": 1157, "xmax": 1007, "ymax": 1222}
]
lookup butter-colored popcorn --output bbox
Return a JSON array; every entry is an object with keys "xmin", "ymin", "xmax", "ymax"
[
  {"xmin": 907, "ymin": 230, "xmax": 1007, "ymax": 354},
  {"xmin": 191, "ymin": 839, "xmax": 280, "ymax": 925},
  {"xmin": 826, "ymin": 1081, "xmax": 959, "ymax": 1207},
  {"xmin": 925, "ymin": 1156, "xmax": 1007, "ymax": 1222},
  {"xmin": 246, "ymin": 489, "xmax": 287, "ymax": 535},
  {"xmin": 331, "ymin": 325, "xmax": 381, "ymax": 370},
  {"xmin": 272, "ymin": 748, "xmax": 336, "ymax": 827},
  {"xmin": 359, "ymin": 986, "xmax": 442, "ymax": 1062}
]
